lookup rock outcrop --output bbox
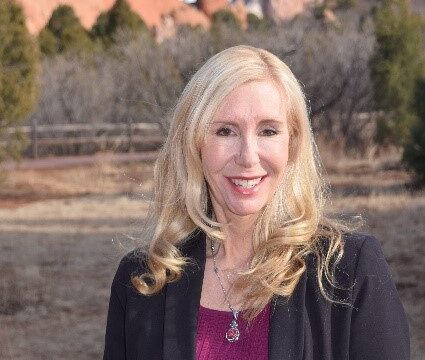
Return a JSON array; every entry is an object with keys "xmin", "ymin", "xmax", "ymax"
[
  {"xmin": 17, "ymin": 0, "xmax": 326, "ymax": 38},
  {"xmin": 198, "ymin": 0, "xmax": 229, "ymax": 17},
  {"xmin": 132, "ymin": 0, "xmax": 210, "ymax": 30},
  {"xmin": 264, "ymin": 0, "xmax": 319, "ymax": 22},
  {"xmin": 17, "ymin": 0, "xmax": 115, "ymax": 34},
  {"xmin": 16, "ymin": 0, "xmax": 210, "ymax": 35}
]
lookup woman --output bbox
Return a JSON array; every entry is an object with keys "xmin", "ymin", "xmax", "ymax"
[{"xmin": 103, "ymin": 45, "xmax": 409, "ymax": 359}]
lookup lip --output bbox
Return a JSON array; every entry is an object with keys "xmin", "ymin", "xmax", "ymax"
[
  {"xmin": 226, "ymin": 175, "xmax": 267, "ymax": 180},
  {"xmin": 225, "ymin": 175, "xmax": 267, "ymax": 195}
]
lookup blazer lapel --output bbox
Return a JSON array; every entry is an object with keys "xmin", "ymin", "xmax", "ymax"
[
  {"xmin": 162, "ymin": 231, "xmax": 206, "ymax": 360},
  {"xmin": 162, "ymin": 230, "xmax": 307, "ymax": 360},
  {"xmin": 269, "ymin": 272, "xmax": 307, "ymax": 360}
]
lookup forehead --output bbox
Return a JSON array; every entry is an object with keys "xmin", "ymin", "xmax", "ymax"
[{"xmin": 213, "ymin": 80, "xmax": 286, "ymax": 123}]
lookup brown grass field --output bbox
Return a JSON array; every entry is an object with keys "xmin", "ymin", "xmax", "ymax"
[{"xmin": 0, "ymin": 156, "xmax": 424, "ymax": 359}]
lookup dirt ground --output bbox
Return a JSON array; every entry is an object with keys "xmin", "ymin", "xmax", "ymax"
[{"xmin": 0, "ymin": 157, "xmax": 424, "ymax": 359}]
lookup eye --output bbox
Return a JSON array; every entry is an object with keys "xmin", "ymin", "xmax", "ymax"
[
  {"xmin": 216, "ymin": 127, "xmax": 233, "ymax": 136},
  {"xmin": 260, "ymin": 128, "xmax": 279, "ymax": 136}
]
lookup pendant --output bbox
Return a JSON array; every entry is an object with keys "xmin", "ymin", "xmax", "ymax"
[{"xmin": 225, "ymin": 311, "xmax": 240, "ymax": 342}]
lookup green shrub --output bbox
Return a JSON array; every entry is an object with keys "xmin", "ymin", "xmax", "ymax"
[
  {"xmin": 247, "ymin": 13, "xmax": 273, "ymax": 32},
  {"xmin": 403, "ymin": 78, "xmax": 425, "ymax": 181},
  {"xmin": 0, "ymin": 0, "xmax": 39, "ymax": 162},
  {"xmin": 38, "ymin": 28, "xmax": 58, "ymax": 55},
  {"xmin": 211, "ymin": 9, "xmax": 241, "ymax": 31},
  {"xmin": 336, "ymin": 0, "xmax": 356, "ymax": 9},
  {"xmin": 370, "ymin": 0, "xmax": 424, "ymax": 144}
]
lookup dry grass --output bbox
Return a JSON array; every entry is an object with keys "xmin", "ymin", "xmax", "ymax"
[
  {"xmin": 0, "ymin": 160, "xmax": 154, "ymax": 208},
  {"xmin": 0, "ymin": 157, "xmax": 423, "ymax": 359}
]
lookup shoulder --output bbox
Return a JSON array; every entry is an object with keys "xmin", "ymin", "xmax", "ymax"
[
  {"xmin": 307, "ymin": 231, "xmax": 396, "ymax": 302},
  {"xmin": 338, "ymin": 232, "xmax": 392, "ymax": 286},
  {"xmin": 337, "ymin": 236, "xmax": 410, "ymax": 358},
  {"xmin": 308, "ymin": 232, "xmax": 385, "ymax": 280},
  {"xmin": 111, "ymin": 230, "xmax": 204, "ymax": 289},
  {"xmin": 110, "ymin": 249, "xmax": 147, "ymax": 295},
  {"xmin": 330, "ymin": 232, "xmax": 406, "ymax": 318},
  {"xmin": 341, "ymin": 231, "xmax": 384, "ymax": 263}
]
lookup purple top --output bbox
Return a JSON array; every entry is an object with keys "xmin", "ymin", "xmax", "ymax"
[{"xmin": 196, "ymin": 303, "xmax": 271, "ymax": 360}]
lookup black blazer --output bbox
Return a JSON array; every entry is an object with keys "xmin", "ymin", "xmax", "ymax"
[{"xmin": 103, "ymin": 231, "xmax": 410, "ymax": 360}]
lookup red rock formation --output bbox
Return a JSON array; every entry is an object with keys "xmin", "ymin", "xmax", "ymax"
[
  {"xmin": 132, "ymin": 0, "xmax": 209, "ymax": 30},
  {"xmin": 231, "ymin": 0, "xmax": 248, "ymax": 29},
  {"xmin": 264, "ymin": 0, "xmax": 320, "ymax": 22},
  {"xmin": 16, "ymin": 0, "xmax": 209, "ymax": 35},
  {"xmin": 17, "ymin": 0, "xmax": 322, "ymax": 38},
  {"xmin": 198, "ymin": 0, "xmax": 229, "ymax": 17},
  {"xmin": 198, "ymin": 0, "xmax": 248, "ymax": 29},
  {"xmin": 17, "ymin": 0, "xmax": 115, "ymax": 34}
]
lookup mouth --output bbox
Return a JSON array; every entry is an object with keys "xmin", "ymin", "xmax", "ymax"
[
  {"xmin": 229, "ymin": 177, "xmax": 262, "ymax": 188},
  {"xmin": 226, "ymin": 175, "xmax": 267, "ymax": 192}
]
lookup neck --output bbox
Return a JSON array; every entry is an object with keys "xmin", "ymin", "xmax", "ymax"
[{"xmin": 212, "ymin": 211, "xmax": 258, "ymax": 269}]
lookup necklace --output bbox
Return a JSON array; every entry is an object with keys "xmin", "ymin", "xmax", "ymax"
[{"xmin": 210, "ymin": 239, "xmax": 241, "ymax": 343}]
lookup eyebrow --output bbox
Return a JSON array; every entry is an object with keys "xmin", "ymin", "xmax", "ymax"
[{"xmin": 213, "ymin": 118, "xmax": 285, "ymax": 127}]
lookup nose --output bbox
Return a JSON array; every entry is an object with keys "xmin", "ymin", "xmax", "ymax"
[{"xmin": 235, "ymin": 135, "xmax": 260, "ymax": 168}]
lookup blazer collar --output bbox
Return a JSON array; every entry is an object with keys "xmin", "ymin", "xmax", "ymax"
[{"xmin": 162, "ymin": 230, "xmax": 306, "ymax": 360}]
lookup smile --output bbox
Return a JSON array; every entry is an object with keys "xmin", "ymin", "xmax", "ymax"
[{"xmin": 229, "ymin": 177, "xmax": 263, "ymax": 189}]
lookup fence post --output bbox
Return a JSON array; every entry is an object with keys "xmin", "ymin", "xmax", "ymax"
[
  {"xmin": 31, "ymin": 118, "xmax": 38, "ymax": 159},
  {"xmin": 127, "ymin": 118, "xmax": 134, "ymax": 153}
]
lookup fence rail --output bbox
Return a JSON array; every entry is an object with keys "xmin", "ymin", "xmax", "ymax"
[
  {"xmin": 4, "ymin": 122, "xmax": 161, "ymax": 134},
  {"xmin": 3, "ymin": 121, "xmax": 165, "ymax": 158}
]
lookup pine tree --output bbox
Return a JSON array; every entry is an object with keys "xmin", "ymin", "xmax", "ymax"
[
  {"xmin": 39, "ymin": 5, "xmax": 93, "ymax": 55},
  {"xmin": 370, "ymin": 0, "xmax": 425, "ymax": 144},
  {"xmin": 91, "ymin": 0, "xmax": 149, "ymax": 47},
  {"xmin": 0, "ymin": 0, "xmax": 39, "ymax": 162}
]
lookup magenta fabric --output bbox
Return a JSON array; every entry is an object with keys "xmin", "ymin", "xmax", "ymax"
[{"xmin": 196, "ymin": 303, "xmax": 271, "ymax": 360}]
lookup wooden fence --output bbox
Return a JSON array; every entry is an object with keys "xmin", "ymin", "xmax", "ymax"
[{"xmin": 3, "ymin": 121, "xmax": 165, "ymax": 158}]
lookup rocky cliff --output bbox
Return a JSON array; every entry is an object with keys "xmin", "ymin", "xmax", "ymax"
[
  {"xmin": 16, "ymin": 0, "xmax": 210, "ymax": 35},
  {"xmin": 17, "ymin": 0, "xmax": 320, "ymax": 36}
]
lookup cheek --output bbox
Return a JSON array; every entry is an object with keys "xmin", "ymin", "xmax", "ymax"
[
  {"xmin": 259, "ymin": 137, "xmax": 290, "ymax": 173},
  {"xmin": 201, "ymin": 137, "xmax": 235, "ymax": 174},
  {"xmin": 201, "ymin": 152, "xmax": 220, "ymax": 177}
]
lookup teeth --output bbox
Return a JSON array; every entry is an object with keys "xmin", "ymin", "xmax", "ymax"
[{"xmin": 230, "ymin": 177, "xmax": 262, "ymax": 188}]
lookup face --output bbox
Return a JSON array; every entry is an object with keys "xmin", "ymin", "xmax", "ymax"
[{"xmin": 200, "ymin": 80, "xmax": 290, "ymax": 222}]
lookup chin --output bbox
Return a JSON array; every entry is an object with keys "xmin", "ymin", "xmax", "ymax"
[{"xmin": 229, "ymin": 204, "xmax": 265, "ymax": 217}]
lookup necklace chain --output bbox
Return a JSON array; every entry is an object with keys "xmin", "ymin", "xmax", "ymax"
[
  {"xmin": 210, "ymin": 239, "xmax": 239, "ymax": 315},
  {"xmin": 210, "ymin": 238, "xmax": 241, "ymax": 342}
]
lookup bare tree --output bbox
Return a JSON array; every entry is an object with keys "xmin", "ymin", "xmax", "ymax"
[{"xmin": 27, "ymin": 14, "xmax": 377, "ymax": 156}]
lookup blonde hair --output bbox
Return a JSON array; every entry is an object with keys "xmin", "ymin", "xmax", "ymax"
[{"xmin": 132, "ymin": 45, "xmax": 345, "ymax": 321}]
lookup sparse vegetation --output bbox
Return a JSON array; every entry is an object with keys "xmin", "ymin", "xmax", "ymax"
[
  {"xmin": 28, "ymin": 14, "xmax": 378, "ymax": 156},
  {"xmin": 0, "ymin": 159, "xmax": 424, "ymax": 358}
]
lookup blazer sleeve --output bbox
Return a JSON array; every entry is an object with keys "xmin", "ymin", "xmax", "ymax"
[
  {"xmin": 349, "ymin": 235, "xmax": 410, "ymax": 359},
  {"xmin": 103, "ymin": 255, "xmax": 135, "ymax": 360}
]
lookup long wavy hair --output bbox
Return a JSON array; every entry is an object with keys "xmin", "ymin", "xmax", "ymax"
[{"xmin": 132, "ymin": 45, "xmax": 346, "ymax": 321}]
